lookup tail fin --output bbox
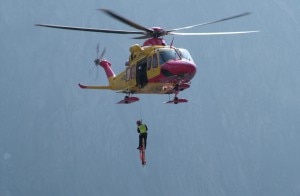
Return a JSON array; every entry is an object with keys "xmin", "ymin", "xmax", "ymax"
[{"xmin": 98, "ymin": 59, "xmax": 115, "ymax": 85}]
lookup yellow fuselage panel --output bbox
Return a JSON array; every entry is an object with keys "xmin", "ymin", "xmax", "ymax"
[
  {"xmin": 108, "ymin": 67, "xmax": 164, "ymax": 93},
  {"xmin": 108, "ymin": 45, "xmax": 175, "ymax": 93},
  {"xmin": 134, "ymin": 83, "xmax": 173, "ymax": 94}
]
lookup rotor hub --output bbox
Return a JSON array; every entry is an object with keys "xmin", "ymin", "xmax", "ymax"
[{"xmin": 150, "ymin": 27, "xmax": 165, "ymax": 38}]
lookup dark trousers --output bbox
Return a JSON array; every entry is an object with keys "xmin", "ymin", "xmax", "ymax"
[{"xmin": 139, "ymin": 133, "xmax": 147, "ymax": 149}]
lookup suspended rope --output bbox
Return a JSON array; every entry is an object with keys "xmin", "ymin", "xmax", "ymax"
[{"xmin": 139, "ymin": 98, "xmax": 143, "ymax": 123}]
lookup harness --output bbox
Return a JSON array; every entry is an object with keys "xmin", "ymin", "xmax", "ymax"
[{"xmin": 138, "ymin": 124, "xmax": 147, "ymax": 134}]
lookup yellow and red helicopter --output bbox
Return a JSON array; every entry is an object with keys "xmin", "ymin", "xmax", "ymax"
[{"xmin": 36, "ymin": 9, "xmax": 258, "ymax": 104}]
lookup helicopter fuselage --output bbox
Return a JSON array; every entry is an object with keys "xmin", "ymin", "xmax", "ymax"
[{"xmin": 98, "ymin": 42, "xmax": 196, "ymax": 95}]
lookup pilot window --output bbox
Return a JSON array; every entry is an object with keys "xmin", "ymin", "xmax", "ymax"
[
  {"xmin": 159, "ymin": 50, "xmax": 180, "ymax": 65},
  {"xmin": 157, "ymin": 48, "xmax": 194, "ymax": 65},
  {"xmin": 177, "ymin": 48, "xmax": 194, "ymax": 62}
]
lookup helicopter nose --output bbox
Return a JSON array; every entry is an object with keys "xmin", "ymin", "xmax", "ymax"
[{"xmin": 161, "ymin": 60, "xmax": 196, "ymax": 78}]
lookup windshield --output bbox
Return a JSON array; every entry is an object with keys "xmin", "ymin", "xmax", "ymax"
[
  {"xmin": 158, "ymin": 48, "xmax": 194, "ymax": 65},
  {"xmin": 159, "ymin": 50, "xmax": 180, "ymax": 65},
  {"xmin": 177, "ymin": 48, "xmax": 194, "ymax": 62}
]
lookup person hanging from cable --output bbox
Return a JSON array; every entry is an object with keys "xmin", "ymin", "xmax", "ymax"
[{"xmin": 136, "ymin": 120, "xmax": 148, "ymax": 150}]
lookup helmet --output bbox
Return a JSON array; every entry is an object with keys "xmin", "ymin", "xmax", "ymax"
[{"xmin": 136, "ymin": 120, "xmax": 141, "ymax": 125}]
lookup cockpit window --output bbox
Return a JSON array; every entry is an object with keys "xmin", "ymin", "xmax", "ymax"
[
  {"xmin": 158, "ymin": 48, "xmax": 194, "ymax": 65},
  {"xmin": 159, "ymin": 50, "xmax": 180, "ymax": 65},
  {"xmin": 177, "ymin": 48, "xmax": 194, "ymax": 62}
]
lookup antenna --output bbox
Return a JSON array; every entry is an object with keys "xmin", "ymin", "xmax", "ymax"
[
  {"xmin": 139, "ymin": 101, "xmax": 143, "ymax": 123},
  {"xmin": 170, "ymin": 37, "xmax": 175, "ymax": 47}
]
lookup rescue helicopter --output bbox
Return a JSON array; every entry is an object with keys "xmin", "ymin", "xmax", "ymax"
[{"xmin": 36, "ymin": 9, "xmax": 258, "ymax": 104}]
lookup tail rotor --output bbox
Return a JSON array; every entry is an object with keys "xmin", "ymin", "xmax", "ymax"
[
  {"xmin": 90, "ymin": 43, "xmax": 106, "ymax": 79},
  {"xmin": 94, "ymin": 43, "xmax": 106, "ymax": 66}
]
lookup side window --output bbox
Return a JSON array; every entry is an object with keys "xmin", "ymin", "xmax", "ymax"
[
  {"xmin": 147, "ymin": 57, "xmax": 152, "ymax": 70},
  {"xmin": 126, "ymin": 67, "xmax": 131, "ymax": 81},
  {"xmin": 130, "ymin": 65, "xmax": 136, "ymax": 79},
  {"xmin": 125, "ymin": 65, "xmax": 137, "ymax": 81},
  {"xmin": 152, "ymin": 53, "xmax": 158, "ymax": 68}
]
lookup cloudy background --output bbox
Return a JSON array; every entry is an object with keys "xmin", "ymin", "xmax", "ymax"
[{"xmin": 1, "ymin": 0, "xmax": 300, "ymax": 195}]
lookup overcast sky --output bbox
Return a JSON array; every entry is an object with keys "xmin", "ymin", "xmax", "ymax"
[{"xmin": 1, "ymin": 0, "xmax": 300, "ymax": 195}]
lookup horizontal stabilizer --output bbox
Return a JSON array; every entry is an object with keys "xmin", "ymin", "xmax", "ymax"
[{"xmin": 78, "ymin": 83, "xmax": 112, "ymax": 90}]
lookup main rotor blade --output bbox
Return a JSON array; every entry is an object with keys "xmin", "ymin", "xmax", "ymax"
[
  {"xmin": 35, "ymin": 24, "xmax": 145, "ymax": 35},
  {"xmin": 168, "ymin": 12, "xmax": 251, "ymax": 32},
  {"xmin": 99, "ymin": 9, "xmax": 152, "ymax": 33},
  {"xmin": 132, "ymin": 34, "xmax": 153, "ymax": 39},
  {"xmin": 170, "ymin": 30, "xmax": 259, "ymax": 36}
]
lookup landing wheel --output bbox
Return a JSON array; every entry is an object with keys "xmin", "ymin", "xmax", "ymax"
[
  {"xmin": 124, "ymin": 95, "xmax": 129, "ymax": 103},
  {"xmin": 174, "ymin": 97, "xmax": 179, "ymax": 104}
]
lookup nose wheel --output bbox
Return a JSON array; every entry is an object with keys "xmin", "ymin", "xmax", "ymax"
[
  {"xmin": 174, "ymin": 97, "xmax": 179, "ymax": 104},
  {"xmin": 164, "ymin": 84, "xmax": 188, "ymax": 104},
  {"xmin": 165, "ymin": 95, "xmax": 188, "ymax": 104}
]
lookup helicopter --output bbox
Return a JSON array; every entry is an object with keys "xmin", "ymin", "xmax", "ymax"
[{"xmin": 36, "ymin": 9, "xmax": 258, "ymax": 104}]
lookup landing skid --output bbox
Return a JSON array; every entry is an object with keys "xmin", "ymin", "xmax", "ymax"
[
  {"xmin": 164, "ymin": 97, "xmax": 188, "ymax": 104},
  {"xmin": 117, "ymin": 96, "xmax": 139, "ymax": 104}
]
